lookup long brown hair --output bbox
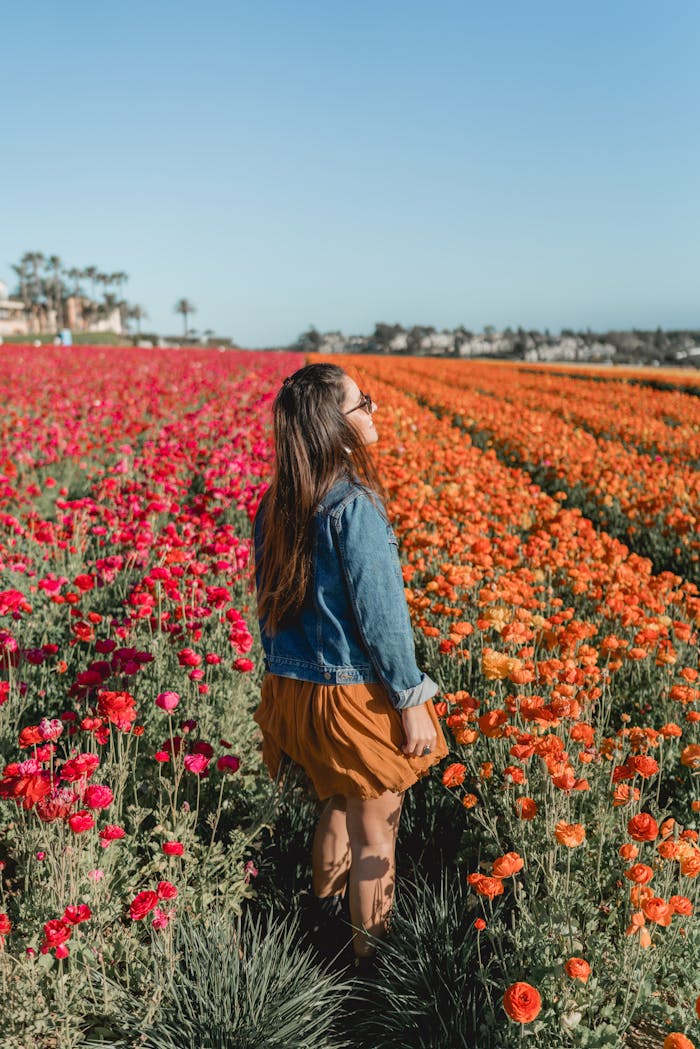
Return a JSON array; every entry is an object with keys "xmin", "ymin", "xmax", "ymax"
[{"xmin": 250, "ymin": 362, "xmax": 388, "ymax": 634}]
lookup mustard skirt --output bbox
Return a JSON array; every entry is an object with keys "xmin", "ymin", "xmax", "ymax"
[{"xmin": 252, "ymin": 671, "xmax": 449, "ymax": 801}]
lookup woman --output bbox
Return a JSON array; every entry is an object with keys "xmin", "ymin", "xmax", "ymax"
[{"xmin": 250, "ymin": 362, "xmax": 448, "ymax": 970}]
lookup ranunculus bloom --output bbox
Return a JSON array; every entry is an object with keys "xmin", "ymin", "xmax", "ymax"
[
  {"xmin": 565, "ymin": 957, "xmax": 591, "ymax": 983},
  {"xmin": 84, "ymin": 784, "xmax": 114, "ymax": 809},
  {"xmin": 156, "ymin": 880, "xmax": 178, "ymax": 901},
  {"xmin": 441, "ymin": 762, "xmax": 467, "ymax": 788},
  {"xmin": 663, "ymin": 1035, "xmax": 695, "ymax": 1049},
  {"xmin": 62, "ymin": 904, "xmax": 91, "ymax": 925},
  {"xmin": 466, "ymin": 873, "xmax": 504, "ymax": 898},
  {"xmin": 178, "ymin": 648, "xmax": 201, "ymax": 667},
  {"xmin": 680, "ymin": 744, "xmax": 700, "ymax": 769},
  {"xmin": 233, "ymin": 657, "xmax": 255, "ymax": 672},
  {"xmin": 554, "ymin": 821, "xmax": 585, "ymax": 847},
  {"xmin": 162, "ymin": 841, "xmax": 184, "ymax": 856},
  {"xmin": 474, "ymin": 918, "xmax": 486, "ymax": 931},
  {"xmin": 492, "ymin": 852, "xmax": 524, "ymax": 878},
  {"xmin": 129, "ymin": 890, "xmax": 159, "ymax": 921},
  {"xmin": 40, "ymin": 919, "xmax": 72, "ymax": 954},
  {"xmin": 619, "ymin": 843, "xmax": 639, "ymax": 861},
  {"xmin": 642, "ymin": 896, "xmax": 673, "ymax": 927},
  {"xmin": 669, "ymin": 895, "xmax": 693, "ymax": 916},
  {"xmin": 626, "ymin": 755, "xmax": 659, "ymax": 779},
  {"xmin": 156, "ymin": 691, "xmax": 180, "ymax": 712},
  {"xmin": 628, "ymin": 813, "xmax": 659, "ymax": 842},
  {"xmin": 97, "ymin": 690, "xmax": 137, "ymax": 731},
  {"xmin": 216, "ymin": 754, "xmax": 241, "ymax": 774},
  {"xmin": 99, "ymin": 824, "xmax": 126, "ymax": 847},
  {"xmin": 151, "ymin": 907, "xmax": 175, "ymax": 931},
  {"xmin": 625, "ymin": 864, "xmax": 654, "ymax": 885},
  {"xmin": 60, "ymin": 753, "xmax": 100, "ymax": 783},
  {"xmin": 503, "ymin": 981, "xmax": 542, "ymax": 1023},
  {"xmin": 183, "ymin": 753, "xmax": 210, "ymax": 775},
  {"xmin": 38, "ymin": 718, "xmax": 63, "ymax": 742},
  {"xmin": 0, "ymin": 913, "xmax": 11, "ymax": 936},
  {"xmin": 67, "ymin": 809, "xmax": 95, "ymax": 834},
  {"xmin": 514, "ymin": 797, "xmax": 538, "ymax": 820}
]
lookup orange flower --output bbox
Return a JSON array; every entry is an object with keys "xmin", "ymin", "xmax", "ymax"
[
  {"xmin": 466, "ymin": 873, "xmax": 504, "ymax": 899},
  {"xmin": 680, "ymin": 744, "xmax": 700, "ymax": 769},
  {"xmin": 514, "ymin": 797, "xmax": 538, "ymax": 820},
  {"xmin": 564, "ymin": 957, "xmax": 591, "ymax": 983},
  {"xmin": 503, "ymin": 981, "xmax": 542, "ymax": 1024},
  {"xmin": 481, "ymin": 648, "xmax": 515, "ymax": 680},
  {"xmin": 478, "ymin": 710, "xmax": 508, "ymax": 738},
  {"xmin": 479, "ymin": 762, "xmax": 493, "ymax": 780},
  {"xmin": 554, "ymin": 821, "xmax": 586, "ymax": 847},
  {"xmin": 442, "ymin": 763, "xmax": 467, "ymax": 788},
  {"xmin": 492, "ymin": 852, "xmax": 524, "ymax": 878},
  {"xmin": 624, "ymin": 864, "xmax": 654, "ymax": 885},
  {"xmin": 462, "ymin": 793, "xmax": 478, "ymax": 809},
  {"xmin": 627, "ymin": 813, "xmax": 658, "ymax": 842},
  {"xmin": 612, "ymin": 784, "xmax": 640, "ymax": 807},
  {"xmin": 619, "ymin": 843, "xmax": 639, "ymax": 861},
  {"xmin": 669, "ymin": 895, "xmax": 693, "ymax": 916},
  {"xmin": 663, "ymin": 1035, "xmax": 695, "ymax": 1049},
  {"xmin": 658, "ymin": 839, "xmax": 681, "ymax": 860},
  {"xmin": 680, "ymin": 847, "xmax": 700, "ymax": 878},
  {"xmin": 642, "ymin": 896, "xmax": 673, "ymax": 927}
]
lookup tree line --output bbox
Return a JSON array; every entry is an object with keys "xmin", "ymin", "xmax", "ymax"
[{"xmin": 9, "ymin": 251, "xmax": 148, "ymax": 333}]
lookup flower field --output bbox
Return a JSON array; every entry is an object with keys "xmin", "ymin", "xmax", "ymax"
[{"xmin": 0, "ymin": 346, "xmax": 699, "ymax": 1048}]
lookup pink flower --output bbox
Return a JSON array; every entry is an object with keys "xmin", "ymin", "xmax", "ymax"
[
  {"xmin": 38, "ymin": 718, "xmax": 63, "ymax": 742},
  {"xmin": 156, "ymin": 691, "xmax": 180, "ymax": 712},
  {"xmin": 183, "ymin": 753, "xmax": 210, "ymax": 775},
  {"xmin": 84, "ymin": 784, "xmax": 114, "ymax": 809},
  {"xmin": 68, "ymin": 809, "xmax": 95, "ymax": 834},
  {"xmin": 87, "ymin": 869, "xmax": 104, "ymax": 882},
  {"xmin": 217, "ymin": 755, "xmax": 241, "ymax": 774},
  {"xmin": 151, "ymin": 907, "xmax": 175, "ymax": 931},
  {"xmin": 55, "ymin": 943, "xmax": 70, "ymax": 960}
]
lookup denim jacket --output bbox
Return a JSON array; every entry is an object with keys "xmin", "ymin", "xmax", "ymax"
[{"xmin": 253, "ymin": 475, "xmax": 439, "ymax": 711}]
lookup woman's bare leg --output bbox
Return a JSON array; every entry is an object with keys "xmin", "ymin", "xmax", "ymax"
[
  {"xmin": 346, "ymin": 789, "xmax": 404, "ymax": 958},
  {"xmin": 311, "ymin": 794, "xmax": 351, "ymax": 897}
]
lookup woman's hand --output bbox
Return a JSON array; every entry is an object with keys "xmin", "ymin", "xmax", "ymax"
[{"xmin": 400, "ymin": 702, "xmax": 438, "ymax": 758}]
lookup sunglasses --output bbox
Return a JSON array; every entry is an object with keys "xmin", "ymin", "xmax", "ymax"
[{"xmin": 343, "ymin": 391, "xmax": 375, "ymax": 416}]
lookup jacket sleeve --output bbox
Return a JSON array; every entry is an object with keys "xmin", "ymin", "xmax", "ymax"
[{"xmin": 333, "ymin": 491, "xmax": 439, "ymax": 711}]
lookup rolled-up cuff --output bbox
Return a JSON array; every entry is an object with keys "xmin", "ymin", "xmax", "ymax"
[{"xmin": 391, "ymin": 672, "xmax": 440, "ymax": 711}]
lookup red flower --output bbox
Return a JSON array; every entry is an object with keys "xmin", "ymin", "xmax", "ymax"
[
  {"xmin": 68, "ymin": 809, "xmax": 95, "ymax": 834},
  {"xmin": 178, "ymin": 648, "xmax": 201, "ymax": 667},
  {"xmin": 0, "ymin": 760, "xmax": 53, "ymax": 810},
  {"xmin": 216, "ymin": 755, "xmax": 240, "ymax": 774},
  {"xmin": 130, "ymin": 890, "xmax": 159, "ymax": 921},
  {"xmin": 84, "ymin": 784, "xmax": 114, "ymax": 809},
  {"xmin": 60, "ymin": 753, "xmax": 100, "ymax": 783},
  {"xmin": 99, "ymin": 824, "xmax": 126, "ymax": 847},
  {"xmin": 162, "ymin": 841, "xmax": 184, "ymax": 856},
  {"xmin": 183, "ymin": 753, "xmax": 210, "ymax": 775},
  {"xmin": 156, "ymin": 880, "xmax": 178, "ymax": 901},
  {"xmin": 62, "ymin": 904, "xmax": 91, "ymax": 925},
  {"xmin": 97, "ymin": 690, "xmax": 137, "ymax": 731},
  {"xmin": 233, "ymin": 657, "xmax": 254, "ymax": 672},
  {"xmin": 40, "ymin": 919, "xmax": 72, "ymax": 954}
]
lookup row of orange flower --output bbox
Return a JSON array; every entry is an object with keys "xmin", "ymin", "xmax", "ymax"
[{"xmin": 313, "ymin": 353, "xmax": 700, "ymax": 1044}]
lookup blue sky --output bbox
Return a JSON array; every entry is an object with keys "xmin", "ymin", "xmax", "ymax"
[{"xmin": 3, "ymin": 1, "xmax": 698, "ymax": 346}]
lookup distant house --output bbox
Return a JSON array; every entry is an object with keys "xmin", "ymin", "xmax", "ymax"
[{"xmin": 0, "ymin": 280, "xmax": 29, "ymax": 336}]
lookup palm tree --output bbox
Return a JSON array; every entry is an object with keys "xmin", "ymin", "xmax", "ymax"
[
  {"xmin": 127, "ymin": 305, "xmax": 148, "ymax": 334},
  {"xmin": 174, "ymin": 298, "xmax": 196, "ymax": 336},
  {"xmin": 47, "ymin": 255, "xmax": 64, "ymax": 328}
]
